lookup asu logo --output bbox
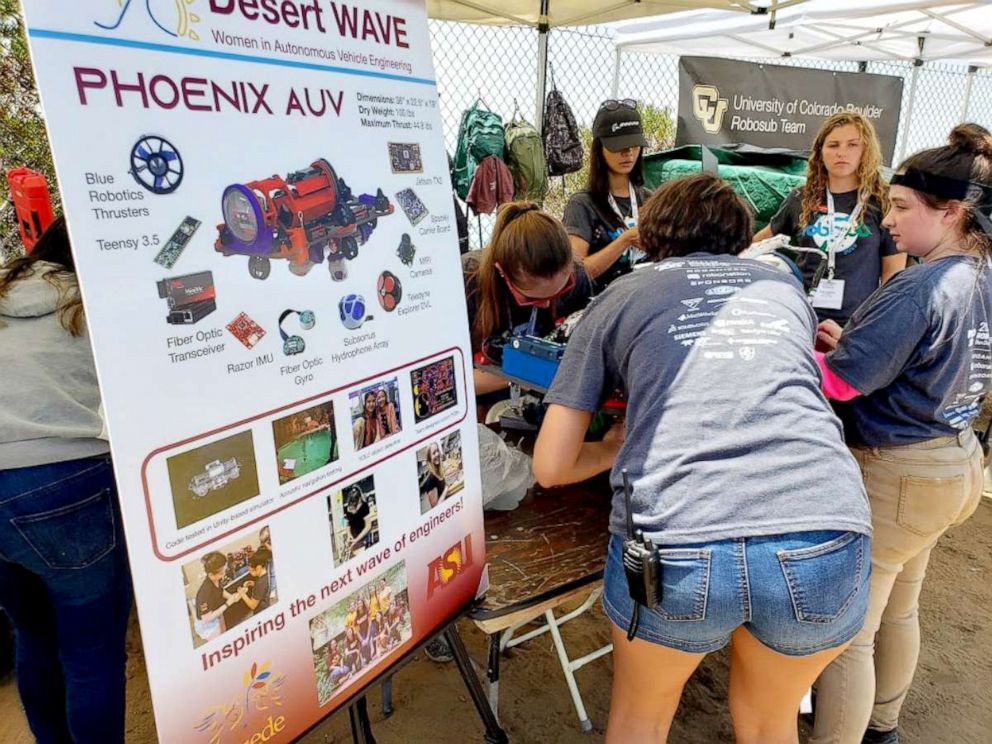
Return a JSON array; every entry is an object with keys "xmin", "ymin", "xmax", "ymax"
[
  {"xmin": 692, "ymin": 85, "xmax": 729, "ymax": 134},
  {"xmin": 95, "ymin": 0, "xmax": 202, "ymax": 41},
  {"xmin": 427, "ymin": 535, "xmax": 475, "ymax": 599}
]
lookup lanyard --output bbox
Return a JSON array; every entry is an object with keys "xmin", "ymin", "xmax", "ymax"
[
  {"xmin": 825, "ymin": 191, "xmax": 863, "ymax": 279},
  {"xmin": 608, "ymin": 183, "xmax": 642, "ymax": 262}
]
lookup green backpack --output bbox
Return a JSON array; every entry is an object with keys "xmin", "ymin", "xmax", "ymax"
[
  {"xmin": 453, "ymin": 100, "xmax": 505, "ymax": 201},
  {"xmin": 504, "ymin": 117, "xmax": 548, "ymax": 202}
]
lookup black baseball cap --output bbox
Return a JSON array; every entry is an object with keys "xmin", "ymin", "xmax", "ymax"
[{"xmin": 593, "ymin": 105, "xmax": 648, "ymax": 152}]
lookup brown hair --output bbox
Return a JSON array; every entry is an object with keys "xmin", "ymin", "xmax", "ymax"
[
  {"xmin": 898, "ymin": 123, "xmax": 992, "ymax": 256},
  {"xmin": 0, "ymin": 216, "xmax": 83, "ymax": 336},
  {"xmin": 202, "ymin": 551, "xmax": 227, "ymax": 575},
  {"xmin": 468, "ymin": 202, "xmax": 573, "ymax": 345},
  {"xmin": 638, "ymin": 174, "xmax": 753, "ymax": 260},
  {"xmin": 801, "ymin": 112, "xmax": 889, "ymax": 229}
]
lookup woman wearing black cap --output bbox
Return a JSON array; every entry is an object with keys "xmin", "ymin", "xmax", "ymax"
[{"xmin": 563, "ymin": 99, "xmax": 650, "ymax": 290}]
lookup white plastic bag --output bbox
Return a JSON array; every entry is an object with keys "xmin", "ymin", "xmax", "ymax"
[{"xmin": 477, "ymin": 424, "xmax": 533, "ymax": 511}]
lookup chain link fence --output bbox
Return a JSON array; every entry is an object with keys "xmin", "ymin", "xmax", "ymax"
[
  {"xmin": 430, "ymin": 21, "xmax": 992, "ymax": 249},
  {"xmin": 1, "ymin": 12, "xmax": 990, "ymax": 258}
]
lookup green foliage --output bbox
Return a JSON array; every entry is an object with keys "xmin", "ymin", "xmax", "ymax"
[{"xmin": 1, "ymin": 1, "xmax": 59, "ymax": 260}]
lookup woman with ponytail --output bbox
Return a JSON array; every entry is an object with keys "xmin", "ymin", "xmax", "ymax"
[
  {"xmin": 755, "ymin": 112, "xmax": 905, "ymax": 325},
  {"xmin": 463, "ymin": 202, "xmax": 592, "ymax": 395},
  {"xmin": 812, "ymin": 124, "xmax": 992, "ymax": 744}
]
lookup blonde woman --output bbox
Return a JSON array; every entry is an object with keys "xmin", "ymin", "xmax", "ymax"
[
  {"xmin": 755, "ymin": 112, "xmax": 905, "ymax": 325},
  {"xmin": 419, "ymin": 442, "xmax": 448, "ymax": 508}
]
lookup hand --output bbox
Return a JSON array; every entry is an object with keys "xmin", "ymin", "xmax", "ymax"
[
  {"xmin": 621, "ymin": 227, "xmax": 639, "ymax": 248},
  {"xmin": 603, "ymin": 417, "xmax": 626, "ymax": 451},
  {"xmin": 815, "ymin": 320, "xmax": 843, "ymax": 353}
]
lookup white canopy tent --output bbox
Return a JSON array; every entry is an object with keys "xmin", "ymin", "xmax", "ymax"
[
  {"xmin": 426, "ymin": 1, "xmax": 795, "ymax": 129},
  {"xmin": 613, "ymin": 0, "xmax": 992, "ymax": 158}
]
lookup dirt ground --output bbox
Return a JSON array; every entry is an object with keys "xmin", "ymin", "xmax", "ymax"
[{"xmin": 2, "ymin": 499, "xmax": 990, "ymax": 744}]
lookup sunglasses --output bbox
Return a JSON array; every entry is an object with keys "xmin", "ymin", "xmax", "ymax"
[
  {"xmin": 600, "ymin": 99, "xmax": 637, "ymax": 112},
  {"xmin": 495, "ymin": 262, "xmax": 576, "ymax": 309}
]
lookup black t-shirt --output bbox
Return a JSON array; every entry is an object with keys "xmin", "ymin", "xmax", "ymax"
[
  {"xmin": 419, "ymin": 470, "xmax": 446, "ymax": 502},
  {"xmin": 346, "ymin": 500, "xmax": 370, "ymax": 538},
  {"xmin": 562, "ymin": 189, "xmax": 648, "ymax": 291},
  {"xmin": 196, "ymin": 578, "xmax": 226, "ymax": 620},
  {"xmin": 249, "ymin": 573, "xmax": 271, "ymax": 614},
  {"xmin": 769, "ymin": 188, "xmax": 898, "ymax": 325},
  {"xmin": 462, "ymin": 250, "xmax": 593, "ymax": 360}
]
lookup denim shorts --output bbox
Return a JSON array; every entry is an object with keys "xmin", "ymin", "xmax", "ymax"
[{"xmin": 603, "ymin": 530, "xmax": 871, "ymax": 656}]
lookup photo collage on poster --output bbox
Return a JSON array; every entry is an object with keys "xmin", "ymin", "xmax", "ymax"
[
  {"xmin": 161, "ymin": 357, "xmax": 466, "ymax": 684},
  {"xmin": 154, "ymin": 353, "xmax": 463, "ymax": 552}
]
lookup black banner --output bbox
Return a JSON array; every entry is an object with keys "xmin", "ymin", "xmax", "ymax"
[{"xmin": 676, "ymin": 56, "xmax": 904, "ymax": 163}]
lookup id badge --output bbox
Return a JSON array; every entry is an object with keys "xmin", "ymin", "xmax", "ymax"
[{"xmin": 812, "ymin": 278, "xmax": 845, "ymax": 310}]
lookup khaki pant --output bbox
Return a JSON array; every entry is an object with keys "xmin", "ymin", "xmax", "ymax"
[{"xmin": 810, "ymin": 431, "xmax": 984, "ymax": 744}]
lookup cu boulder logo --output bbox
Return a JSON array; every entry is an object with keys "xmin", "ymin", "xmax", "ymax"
[
  {"xmin": 426, "ymin": 535, "xmax": 475, "ymax": 599},
  {"xmin": 692, "ymin": 85, "xmax": 729, "ymax": 134}
]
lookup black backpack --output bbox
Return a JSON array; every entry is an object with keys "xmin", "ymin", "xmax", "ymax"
[{"xmin": 543, "ymin": 68, "xmax": 583, "ymax": 177}]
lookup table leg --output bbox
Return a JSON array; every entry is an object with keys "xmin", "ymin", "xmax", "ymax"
[
  {"xmin": 444, "ymin": 625, "xmax": 509, "ymax": 744},
  {"xmin": 544, "ymin": 608, "xmax": 592, "ymax": 733},
  {"xmin": 380, "ymin": 675, "xmax": 394, "ymax": 718},
  {"xmin": 348, "ymin": 695, "xmax": 377, "ymax": 744},
  {"xmin": 486, "ymin": 633, "xmax": 501, "ymax": 722}
]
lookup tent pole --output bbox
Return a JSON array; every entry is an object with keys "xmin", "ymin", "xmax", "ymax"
[
  {"xmin": 534, "ymin": 0, "xmax": 550, "ymax": 133},
  {"xmin": 898, "ymin": 39, "xmax": 925, "ymax": 164},
  {"xmin": 898, "ymin": 62, "xmax": 921, "ymax": 164},
  {"xmin": 611, "ymin": 47, "xmax": 622, "ymax": 98},
  {"xmin": 961, "ymin": 65, "xmax": 977, "ymax": 122}
]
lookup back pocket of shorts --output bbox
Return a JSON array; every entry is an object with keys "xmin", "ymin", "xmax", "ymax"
[
  {"xmin": 653, "ymin": 549, "xmax": 711, "ymax": 622},
  {"xmin": 778, "ymin": 532, "xmax": 863, "ymax": 624},
  {"xmin": 12, "ymin": 488, "xmax": 117, "ymax": 569}
]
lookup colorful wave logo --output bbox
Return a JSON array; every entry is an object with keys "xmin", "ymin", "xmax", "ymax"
[{"xmin": 95, "ymin": 0, "xmax": 202, "ymax": 41}]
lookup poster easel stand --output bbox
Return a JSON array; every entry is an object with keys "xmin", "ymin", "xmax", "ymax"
[{"xmin": 345, "ymin": 620, "xmax": 509, "ymax": 744}]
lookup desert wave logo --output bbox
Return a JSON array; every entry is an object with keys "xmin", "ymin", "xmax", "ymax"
[
  {"xmin": 426, "ymin": 534, "xmax": 475, "ymax": 599},
  {"xmin": 195, "ymin": 661, "xmax": 287, "ymax": 744},
  {"xmin": 692, "ymin": 84, "xmax": 728, "ymax": 134},
  {"xmin": 95, "ymin": 0, "xmax": 202, "ymax": 41}
]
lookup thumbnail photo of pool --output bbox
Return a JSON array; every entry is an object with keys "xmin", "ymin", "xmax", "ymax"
[
  {"xmin": 309, "ymin": 562, "xmax": 412, "ymax": 707},
  {"xmin": 272, "ymin": 401, "xmax": 339, "ymax": 485}
]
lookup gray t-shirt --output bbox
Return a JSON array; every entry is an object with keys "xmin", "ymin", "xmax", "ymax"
[
  {"xmin": 545, "ymin": 253, "xmax": 870, "ymax": 545},
  {"xmin": 827, "ymin": 255, "xmax": 992, "ymax": 447},
  {"xmin": 769, "ymin": 189, "xmax": 898, "ymax": 325}
]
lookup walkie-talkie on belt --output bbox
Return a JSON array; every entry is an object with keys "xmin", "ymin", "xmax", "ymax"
[{"xmin": 620, "ymin": 469, "xmax": 661, "ymax": 641}]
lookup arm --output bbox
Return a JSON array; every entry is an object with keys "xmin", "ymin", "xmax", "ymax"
[
  {"xmin": 752, "ymin": 225, "xmax": 774, "ymax": 242},
  {"xmin": 881, "ymin": 254, "xmax": 906, "ymax": 284},
  {"xmin": 533, "ymin": 405, "xmax": 623, "ymax": 487},
  {"xmin": 570, "ymin": 231, "xmax": 637, "ymax": 282},
  {"xmin": 474, "ymin": 368, "xmax": 510, "ymax": 395},
  {"xmin": 815, "ymin": 351, "xmax": 862, "ymax": 401},
  {"xmin": 239, "ymin": 584, "xmax": 261, "ymax": 611}
]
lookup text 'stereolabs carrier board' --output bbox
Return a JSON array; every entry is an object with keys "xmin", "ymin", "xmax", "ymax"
[{"xmin": 19, "ymin": 2, "xmax": 484, "ymax": 741}]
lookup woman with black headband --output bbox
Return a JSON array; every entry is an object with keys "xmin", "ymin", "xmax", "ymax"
[
  {"xmin": 811, "ymin": 123, "xmax": 992, "ymax": 744},
  {"xmin": 563, "ymin": 99, "xmax": 650, "ymax": 291}
]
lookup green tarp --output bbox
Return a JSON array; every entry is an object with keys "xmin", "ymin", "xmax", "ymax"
[{"xmin": 643, "ymin": 145, "xmax": 808, "ymax": 229}]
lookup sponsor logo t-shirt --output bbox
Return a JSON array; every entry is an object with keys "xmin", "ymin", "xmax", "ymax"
[
  {"xmin": 769, "ymin": 188, "xmax": 898, "ymax": 325},
  {"xmin": 544, "ymin": 253, "xmax": 870, "ymax": 544},
  {"xmin": 827, "ymin": 255, "xmax": 992, "ymax": 447}
]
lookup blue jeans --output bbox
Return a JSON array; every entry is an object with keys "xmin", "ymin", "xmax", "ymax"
[
  {"xmin": 0, "ymin": 455, "xmax": 132, "ymax": 744},
  {"xmin": 604, "ymin": 530, "xmax": 871, "ymax": 656}
]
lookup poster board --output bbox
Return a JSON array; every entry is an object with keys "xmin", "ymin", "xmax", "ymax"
[
  {"xmin": 676, "ymin": 56, "xmax": 904, "ymax": 163},
  {"xmin": 19, "ymin": 2, "xmax": 485, "ymax": 741}
]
